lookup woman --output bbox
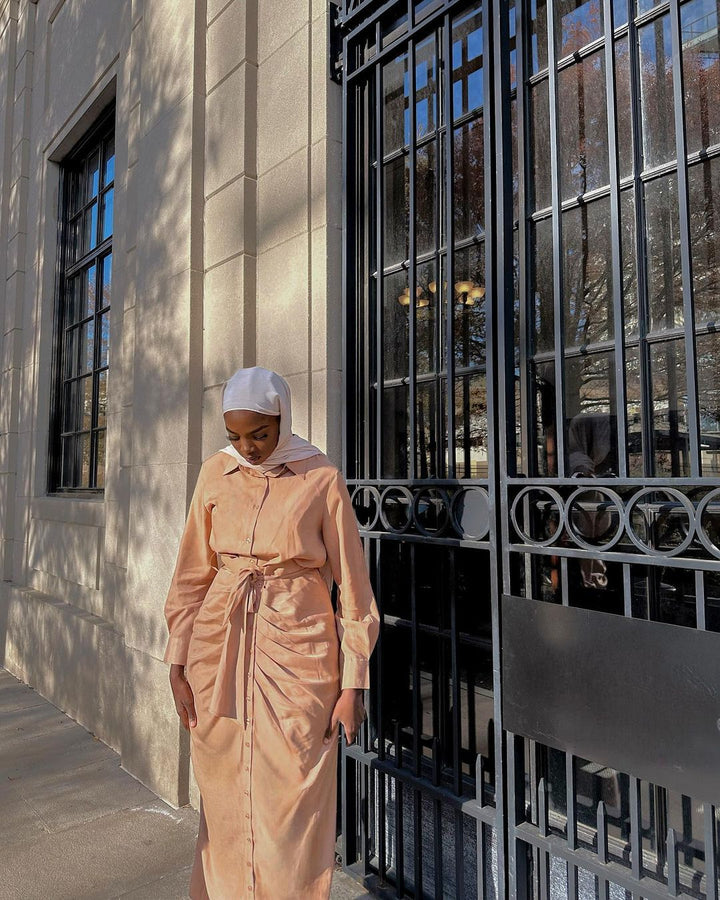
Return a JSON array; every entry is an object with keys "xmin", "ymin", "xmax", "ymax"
[{"xmin": 163, "ymin": 367, "xmax": 379, "ymax": 899}]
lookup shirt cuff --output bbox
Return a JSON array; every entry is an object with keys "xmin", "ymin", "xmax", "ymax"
[
  {"xmin": 340, "ymin": 656, "xmax": 370, "ymax": 690},
  {"xmin": 163, "ymin": 634, "xmax": 190, "ymax": 666}
]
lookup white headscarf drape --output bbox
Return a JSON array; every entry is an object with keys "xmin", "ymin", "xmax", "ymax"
[{"xmin": 220, "ymin": 367, "xmax": 321, "ymax": 472}]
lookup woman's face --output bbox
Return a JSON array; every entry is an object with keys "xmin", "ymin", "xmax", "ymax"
[{"xmin": 224, "ymin": 410, "xmax": 280, "ymax": 465}]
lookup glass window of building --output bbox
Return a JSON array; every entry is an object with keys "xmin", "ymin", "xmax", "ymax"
[{"xmin": 49, "ymin": 110, "xmax": 114, "ymax": 491}]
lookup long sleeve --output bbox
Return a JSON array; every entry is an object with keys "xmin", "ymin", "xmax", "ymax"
[
  {"xmin": 163, "ymin": 464, "xmax": 216, "ymax": 666},
  {"xmin": 322, "ymin": 469, "xmax": 379, "ymax": 689}
]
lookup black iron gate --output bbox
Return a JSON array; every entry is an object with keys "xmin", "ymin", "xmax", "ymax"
[{"xmin": 337, "ymin": 0, "xmax": 720, "ymax": 897}]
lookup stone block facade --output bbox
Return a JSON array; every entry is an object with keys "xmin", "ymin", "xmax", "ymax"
[{"xmin": 0, "ymin": 0, "xmax": 342, "ymax": 807}]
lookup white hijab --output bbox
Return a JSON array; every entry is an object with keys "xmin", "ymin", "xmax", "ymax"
[{"xmin": 220, "ymin": 366, "xmax": 321, "ymax": 472}]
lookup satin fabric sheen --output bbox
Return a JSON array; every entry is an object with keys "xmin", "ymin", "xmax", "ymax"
[{"xmin": 163, "ymin": 451, "xmax": 379, "ymax": 899}]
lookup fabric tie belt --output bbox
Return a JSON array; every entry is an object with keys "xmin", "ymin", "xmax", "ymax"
[{"xmin": 208, "ymin": 555, "xmax": 310, "ymax": 723}]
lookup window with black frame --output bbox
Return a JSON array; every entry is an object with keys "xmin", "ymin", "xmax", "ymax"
[
  {"xmin": 50, "ymin": 112, "xmax": 114, "ymax": 492},
  {"xmin": 343, "ymin": 3, "xmax": 500, "ymax": 896}
]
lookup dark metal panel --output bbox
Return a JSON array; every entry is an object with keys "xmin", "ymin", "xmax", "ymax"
[{"xmin": 502, "ymin": 594, "xmax": 720, "ymax": 802}]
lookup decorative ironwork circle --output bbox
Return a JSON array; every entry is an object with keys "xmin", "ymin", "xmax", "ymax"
[
  {"xmin": 695, "ymin": 488, "xmax": 720, "ymax": 561},
  {"xmin": 412, "ymin": 488, "xmax": 451, "ymax": 537},
  {"xmin": 351, "ymin": 486, "xmax": 381, "ymax": 531},
  {"xmin": 565, "ymin": 487, "xmax": 624, "ymax": 552},
  {"xmin": 624, "ymin": 487, "xmax": 695, "ymax": 558},
  {"xmin": 450, "ymin": 487, "xmax": 491, "ymax": 540},
  {"xmin": 510, "ymin": 487, "xmax": 566, "ymax": 547},
  {"xmin": 379, "ymin": 486, "xmax": 413, "ymax": 534}
]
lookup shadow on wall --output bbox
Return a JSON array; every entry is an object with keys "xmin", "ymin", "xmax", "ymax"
[{"xmin": 1, "ymin": 0, "xmax": 319, "ymax": 808}]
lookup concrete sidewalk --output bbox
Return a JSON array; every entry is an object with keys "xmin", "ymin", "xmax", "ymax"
[{"xmin": 0, "ymin": 668, "xmax": 371, "ymax": 900}]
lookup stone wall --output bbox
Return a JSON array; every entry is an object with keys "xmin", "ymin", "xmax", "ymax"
[{"xmin": 0, "ymin": 0, "xmax": 342, "ymax": 807}]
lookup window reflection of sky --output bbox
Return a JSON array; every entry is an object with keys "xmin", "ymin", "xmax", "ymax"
[
  {"xmin": 452, "ymin": 13, "xmax": 483, "ymax": 118},
  {"xmin": 556, "ymin": 0, "xmax": 602, "ymax": 58}
]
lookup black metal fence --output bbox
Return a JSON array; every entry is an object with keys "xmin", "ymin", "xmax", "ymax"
[{"xmin": 338, "ymin": 0, "xmax": 720, "ymax": 896}]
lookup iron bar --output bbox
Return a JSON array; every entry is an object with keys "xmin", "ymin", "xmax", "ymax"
[
  {"xmin": 545, "ymin": 0, "xmax": 567, "ymax": 478},
  {"xmin": 443, "ymin": 9, "xmax": 457, "ymax": 478},
  {"xmin": 668, "ymin": 0, "xmax": 701, "ymax": 477},
  {"xmin": 603, "ymin": 0, "xmax": 628, "ymax": 479}
]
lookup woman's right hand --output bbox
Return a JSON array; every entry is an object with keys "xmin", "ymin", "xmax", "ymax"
[{"xmin": 170, "ymin": 664, "xmax": 197, "ymax": 729}]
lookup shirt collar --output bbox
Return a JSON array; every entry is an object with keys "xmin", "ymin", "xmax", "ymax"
[{"xmin": 221, "ymin": 456, "xmax": 309, "ymax": 478}]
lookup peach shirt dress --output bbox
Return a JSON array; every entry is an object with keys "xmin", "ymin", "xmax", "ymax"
[{"xmin": 163, "ymin": 449, "xmax": 379, "ymax": 900}]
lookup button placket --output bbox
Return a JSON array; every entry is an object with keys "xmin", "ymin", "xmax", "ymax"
[{"xmin": 239, "ymin": 473, "xmax": 273, "ymax": 895}]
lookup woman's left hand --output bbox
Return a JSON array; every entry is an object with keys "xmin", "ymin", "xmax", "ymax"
[{"xmin": 324, "ymin": 688, "xmax": 366, "ymax": 745}]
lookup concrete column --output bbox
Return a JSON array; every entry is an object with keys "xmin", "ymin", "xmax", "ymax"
[
  {"xmin": 1, "ymin": 0, "xmax": 34, "ymax": 587},
  {"xmin": 0, "ymin": 1, "xmax": 19, "ymax": 585},
  {"xmin": 201, "ymin": 0, "xmax": 258, "ymax": 457},
  {"xmin": 255, "ymin": 0, "xmax": 343, "ymax": 462},
  {"xmin": 122, "ymin": 0, "xmax": 208, "ymax": 806}
]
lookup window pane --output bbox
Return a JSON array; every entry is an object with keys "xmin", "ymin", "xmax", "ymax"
[
  {"xmin": 626, "ymin": 346, "xmax": 643, "ymax": 475},
  {"xmin": 615, "ymin": 37, "xmax": 633, "ymax": 180},
  {"xmin": 639, "ymin": 15, "xmax": 675, "ymax": 169},
  {"xmin": 86, "ymin": 150, "xmax": 100, "ymax": 200},
  {"xmin": 415, "ymin": 35, "xmax": 437, "ymax": 138},
  {"xmin": 620, "ymin": 188, "xmax": 638, "ymax": 337},
  {"xmin": 453, "ymin": 244, "xmax": 486, "ymax": 369},
  {"xmin": 97, "ymin": 371, "xmax": 107, "ymax": 427},
  {"xmin": 458, "ymin": 641, "xmax": 494, "ymax": 778},
  {"xmin": 682, "ymin": 0, "xmax": 720, "ymax": 155},
  {"xmin": 95, "ymin": 430, "xmax": 106, "ymax": 489},
  {"xmin": 688, "ymin": 158, "xmax": 720, "ymax": 325},
  {"xmin": 101, "ymin": 253, "xmax": 112, "ymax": 309},
  {"xmin": 706, "ymin": 571, "xmax": 720, "ymax": 632},
  {"xmin": 453, "ymin": 118, "xmax": 484, "ymax": 241},
  {"xmin": 62, "ymin": 381, "xmax": 77, "ymax": 432},
  {"xmin": 80, "ymin": 319, "xmax": 95, "ymax": 373},
  {"xmin": 455, "ymin": 373, "xmax": 488, "ymax": 477},
  {"xmin": 383, "ymin": 155, "xmax": 409, "ymax": 266},
  {"xmin": 534, "ymin": 360, "xmax": 558, "ymax": 476},
  {"xmin": 99, "ymin": 313, "xmax": 110, "ymax": 368},
  {"xmin": 384, "ymin": 270, "xmax": 409, "ymax": 380},
  {"xmin": 81, "ymin": 375, "xmax": 93, "ymax": 430},
  {"xmin": 650, "ymin": 339, "xmax": 690, "ymax": 476},
  {"xmin": 382, "ymin": 384, "xmax": 409, "ymax": 477},
  {"xmin": 416, "ymin": 380, "xmax": 437, "ymax": 478},
  {"xmin": 416, "ymin": 140, "xmax": 436, "ymax": 255},
  {"xmin": 558, "ymin": 50, "xmax": 609, "ymax": 199},
  {"xmin": 532, "ymin": 216, "xmax": 555, "ymax": 353},
  {"xmin": 64, "ymin": 327, "xmax": 79, "ymax": 378},
  {"xmin": 61, "ymin": 436, "xmax": 77, "ymax": 486},
  {"xmin": 696, "ymin": 332, "xmax": 720, "ymax": 476},
  {"xmin": 383, "ymin": 52, "xmax": 409, "ymax": 154},
  {"xmin": 101, "ymin": 188, "xmax": 114, "ymax": 241},
  {"xmin": 452, "ymin": 7, "xmax": 484, "ymax": 120},
  {"xmin": 529, "ymin": 79, "xmax": 551, "ymax": 211},
  {"xmin": 80, "ymin": 432, "xmax": 91, "ymax": 488},
  {"xmin": 562, "ymin": 197, "xmax": 613, "ymax": 347},
  {"xmin": 102, "ymin": 136, "xmax": 115, "ymax": 186},
  {"xmin": 85, "ymin": 263, "xmax": 97, "ymax": 317},
  {"xmin": 64, "ymin": 275, "xmax": 81, "ymax": 326},
  {"xmin": 529, "ymin": 0, "xmax": 548, "ymax": 74},
  {"xmin": 555, "ymin": 0, "xmax": 603, "ymax": 59},
  {"xmin": 84, "ymin": 202, "xmax": 98, "ymax": 253},
  {"xmin": 645, "ymin": 173, "xmax": 682, "ymax": 331},
  {"xmin": 613, "ymin": 0, "xmax": 628, "ymax": 28},
  {"xmin": 416, "ymin": 259, "xmax": 436, "ymax": 375},
  {"xmin": 68, "ymin": 171, "xmax": 82, "ymax": 217},
  {"xmin": 68, "ymin": 217, "xmax": 81, "ymax": 264},
  {"xmin": 565, "ymin": 351, "xmax": 618, "ymax": 476}
]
